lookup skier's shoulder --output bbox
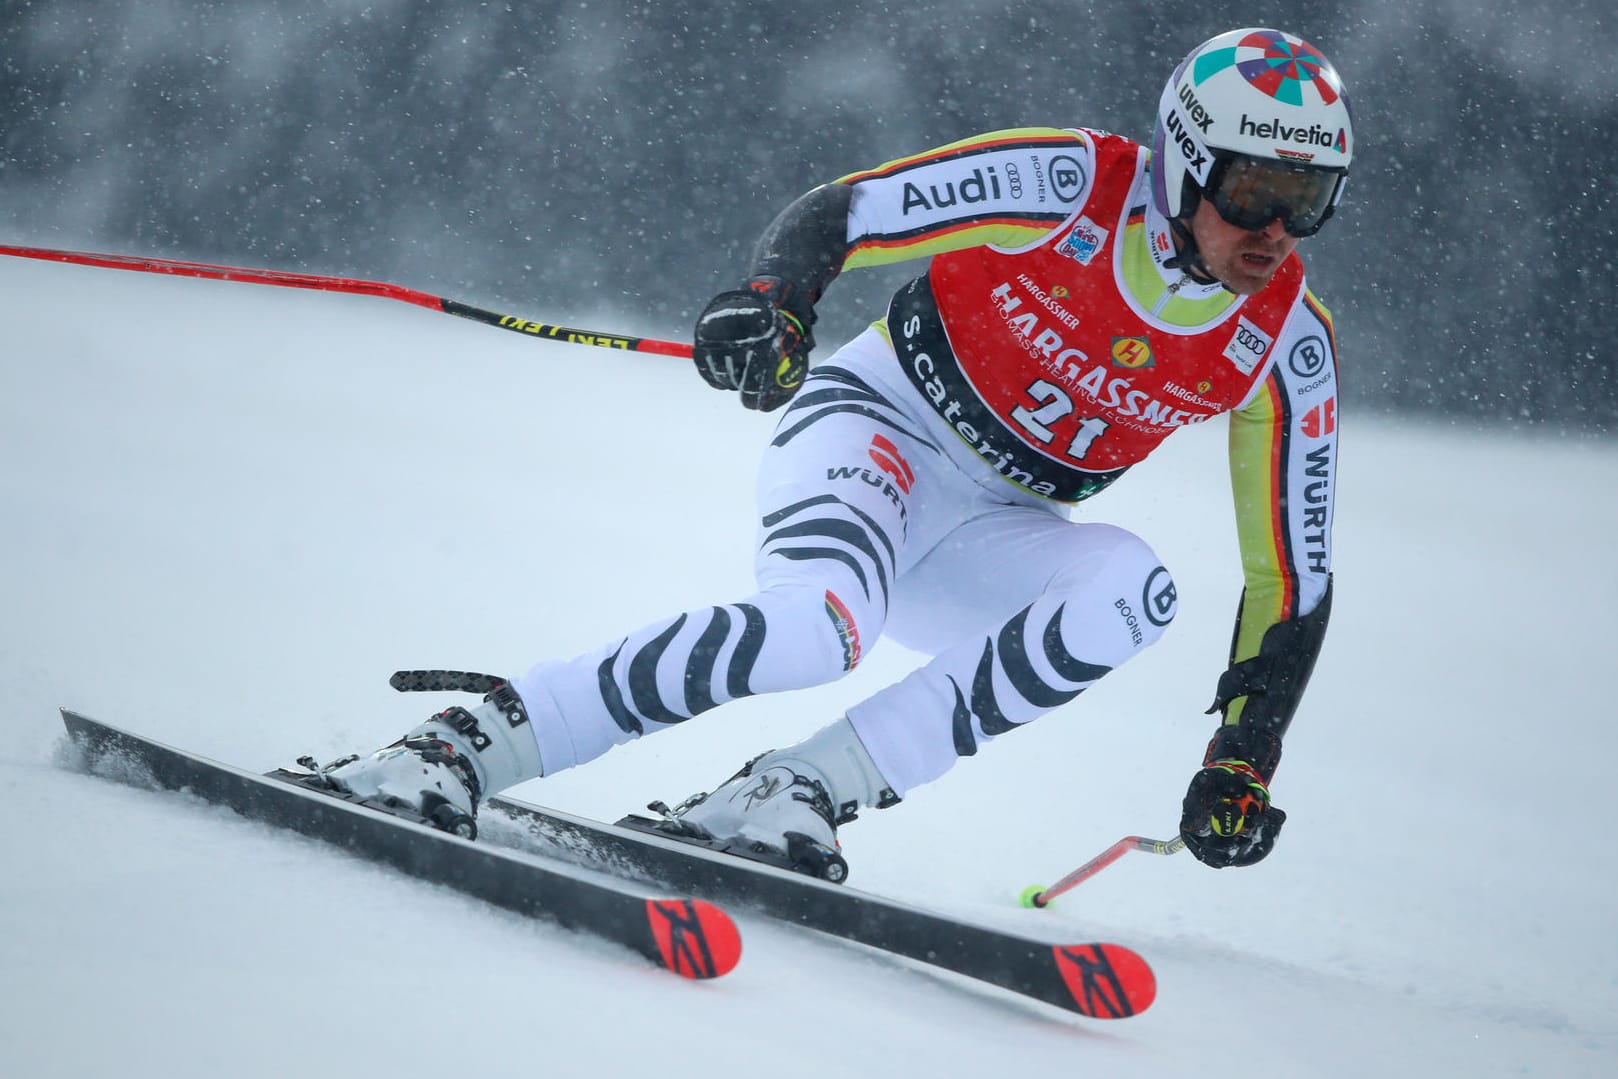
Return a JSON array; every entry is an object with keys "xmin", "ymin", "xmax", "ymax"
[
  {"xmin": 836, "ymin": 125, "xmax": 1138, "ymax": 185},
  {"xmin": 1268, "ymin": 269, "xmax": 1339, "ymax": 349}
]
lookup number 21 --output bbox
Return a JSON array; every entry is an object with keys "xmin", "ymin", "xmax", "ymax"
[{"xmin": 1009, "ymin": 379, "xmax": 1109, "ymax": 461}]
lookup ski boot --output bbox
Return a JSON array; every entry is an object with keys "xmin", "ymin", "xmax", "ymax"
[
  {"xmin": 296, "ymin": 678, "xmax": 545, "ymax": 840},
  {"xmin": 624, "ymin": 718, "xmax": 898, "ymax": 883}
]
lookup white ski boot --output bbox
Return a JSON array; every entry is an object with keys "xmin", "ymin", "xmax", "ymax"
[
  {"xmin": 315, "ymin": 682, "xmax": 545, "ymax": 839},
  {"xmin": 648, "ymin": 718, "xmax": 898, "ymax": 882}
]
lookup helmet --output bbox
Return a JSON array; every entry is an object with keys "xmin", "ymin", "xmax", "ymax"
[{"xmin": 1152, "ymin": 28, "xmax": 1354, "ymax": 238}]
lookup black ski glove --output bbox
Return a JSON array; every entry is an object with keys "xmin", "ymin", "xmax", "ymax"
[
  {"xmin": 1179, "ymin": 725, "xmax": 1286, "ymax": 868},
  {"xmin": 693, "ymin": 276, "xmax": 813, "ymax": 412}
]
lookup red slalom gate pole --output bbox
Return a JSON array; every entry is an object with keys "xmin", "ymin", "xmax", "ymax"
[{"xmin": 0, "ymin": 243, "xmax": 694, "ymax": 359}]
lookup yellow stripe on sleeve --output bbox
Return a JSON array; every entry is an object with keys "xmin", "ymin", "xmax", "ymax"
[
  {"xmin": 832, "ymin": 127, "xmax": 1087, "ymax": 185},
  {"xmin": 1225, "ymin": 375, "xmax": 1293, "ymax": 722}
]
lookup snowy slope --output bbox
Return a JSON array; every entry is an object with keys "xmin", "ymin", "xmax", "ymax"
[{"xmin": 2, "ymin": 256, "xmax": 1614, "ymax": 1078}]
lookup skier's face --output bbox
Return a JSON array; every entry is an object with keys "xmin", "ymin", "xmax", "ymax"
[{"xmin": 1188, "ymin": 199, "xmax": 1299, "ymax": 295}]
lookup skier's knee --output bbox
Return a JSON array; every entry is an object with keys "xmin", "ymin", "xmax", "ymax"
[
  {"xmin": 1046, "ymin": 528, "xmax": 1177, "ymax": 661},
  {"xmin": 756, "ymin": 582, "xmax": 886, "ymax": 685}
]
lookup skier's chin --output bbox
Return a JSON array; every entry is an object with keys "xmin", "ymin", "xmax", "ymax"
[{"xmin": 1216, "ymin": 255, "xmax": 1280, "ymax": 295}]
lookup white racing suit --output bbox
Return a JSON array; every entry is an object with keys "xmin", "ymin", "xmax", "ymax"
[
  {"xmin": 512, "ymin": 328, "xmax": 1173, "ymax": 797},
  {"xmin": 506, "ymin": 125, "xmax": 1337, "ymax": 802}
]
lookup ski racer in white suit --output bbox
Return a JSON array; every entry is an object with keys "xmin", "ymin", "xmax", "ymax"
[{"xmin": 323, "ymin": 27, "xmax": 1352, "ymax": 876}]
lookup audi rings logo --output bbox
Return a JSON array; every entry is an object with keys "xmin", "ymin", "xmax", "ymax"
[
  {"xmin": 1288, "ymin": 335, "xmax": 1328, "ymax": 379},
  {"xmin": 1143, "ymin": 567, "xmax": 1177, "ymax": 627},
  {"xmin": 1049, "ymin": 154, "xmax": 1086, "ymax": 202}
]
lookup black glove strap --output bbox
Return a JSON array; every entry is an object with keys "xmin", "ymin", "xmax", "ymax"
[
  {"xmin": 1205, "ymin": 575, "xmax": 1333, "ymax": 735},
  {"xmin": 1203, "ymin": 724, "xmax": 1282, "ymax": 781},
  {"xmin": 1207, "ymin": 657, "xmax": 1269, "ymax": 715}
]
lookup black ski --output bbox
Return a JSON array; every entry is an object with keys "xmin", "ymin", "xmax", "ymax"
[
  {"xmin": 484, "ymin": 794, "xmax": 1156, "ymax": 1018},
  {"xmin": 58, "ymin": 710, "xmax": 741, "ymax": 980}
]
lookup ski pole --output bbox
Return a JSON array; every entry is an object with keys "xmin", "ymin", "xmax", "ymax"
[
  {"xmin": 0, "ymin": 243, "xmax": 694, "ymax": 359},
  {"xmin": 1020, "ymin": 835, "xmax": 1186, "ymax": 909}
]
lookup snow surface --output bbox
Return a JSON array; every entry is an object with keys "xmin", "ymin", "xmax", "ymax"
[{"xmin": 2, "ymin": 255, "xmax": 1615, "ymax": 1078}]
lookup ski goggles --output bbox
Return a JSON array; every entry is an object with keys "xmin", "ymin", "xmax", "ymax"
[{"xmin": 1204, "ymin": 152, "xmax": 1347, "ymax": 238}]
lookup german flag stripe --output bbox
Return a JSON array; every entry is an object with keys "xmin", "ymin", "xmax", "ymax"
[
  {"xmin": 835, "ymin": 128, "xmax": 1084, "ymax": 184},
  {"xmin": 1262, "ymin": 373, "xmax": 1300, "ymax": 619},
  {"xmin": 1227, "ymin": 374, "xmax": 1296, "ymax": 657},
  {"xmin": 844, "ymin": 217, "xmax": 1062, "ymax": 267},
  {"xmin": 851, "ymin": 211, "xmax": 1074, "ymax": 246}
]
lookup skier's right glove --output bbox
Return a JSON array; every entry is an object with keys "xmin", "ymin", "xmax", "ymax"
[
  {"xmin": 1179, "ymin": 725, "xmax": 1286, "ymax": 869},
  {"xmin": 693, "ymin": 275, "xmax": 813, "ymax": 412}
]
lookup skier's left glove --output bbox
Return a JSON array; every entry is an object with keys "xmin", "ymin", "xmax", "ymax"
[
  {"xmin": 693, "ymin": 275, "xmax": 813, "ymax": 412},
  {"xmin": 1179, "ymin": 725, "xmax": 1286, "ymax": 869}
]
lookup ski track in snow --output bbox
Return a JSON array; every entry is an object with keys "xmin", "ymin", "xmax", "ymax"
[{"xmin": 1, "ymin": 257, "xmax": 1614, "ymax": 1077}]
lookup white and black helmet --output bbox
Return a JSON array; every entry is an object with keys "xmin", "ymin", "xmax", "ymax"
[{"xmin": 1152, "ymin": 28, "xmax": 1354, "ymax": 237}]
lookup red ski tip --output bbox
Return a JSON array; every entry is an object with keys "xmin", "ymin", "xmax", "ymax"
[
  {"xmin": 645, "ymin": 899, "xmax": 743, "ymax": 979},
  {"xmin": 1051, "ymin": 943, "xmax": 1157, "ymax": 1018}
]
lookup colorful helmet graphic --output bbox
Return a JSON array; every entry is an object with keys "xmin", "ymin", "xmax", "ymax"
[{"xmin": 1152, "ymin": 28, "xmax": 1354, "ymax": 237}]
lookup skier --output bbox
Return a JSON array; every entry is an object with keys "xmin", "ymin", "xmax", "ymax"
[{"xmin": 318, "ymin": 27, "xmax": 1350, "ymax": 875}]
